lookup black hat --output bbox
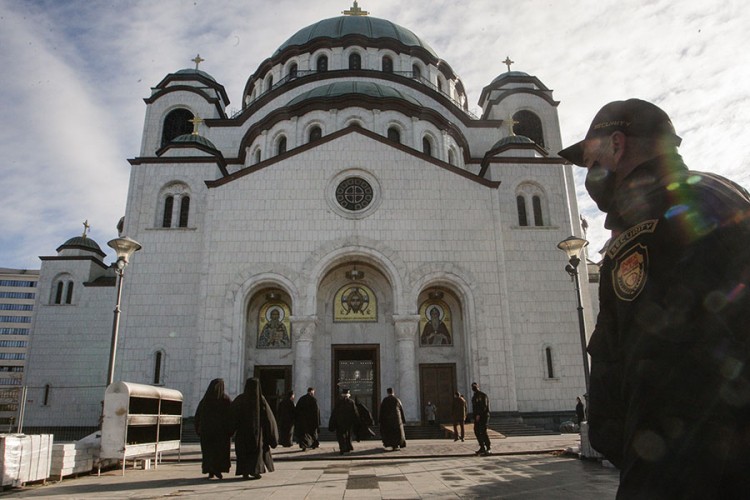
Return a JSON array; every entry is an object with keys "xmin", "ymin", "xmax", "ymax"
[
  {"xmin": 341, "ymin": 388, "xmax": 350, "ymax": 395},
  {"xmin": 558, "ymin": 98, "xmax": 681, "ymax": 167}
]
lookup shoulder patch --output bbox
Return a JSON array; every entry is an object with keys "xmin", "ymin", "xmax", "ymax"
[
  {"xmin": 612, "ymin": 243, "xmax": 648, "ymax": 301},
  {"xmin": 606, "ymin": 219, "xmax": 658, "ymax": 258}
]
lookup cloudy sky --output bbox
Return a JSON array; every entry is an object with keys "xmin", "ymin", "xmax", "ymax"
[{"xmin": 1, "ymin": 0, "xmax": 748, "ymax": 269}]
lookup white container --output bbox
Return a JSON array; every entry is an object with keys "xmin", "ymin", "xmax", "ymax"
[{"xmin": 0, "ymin": 434, "xmax": 53, "ymax": 487}]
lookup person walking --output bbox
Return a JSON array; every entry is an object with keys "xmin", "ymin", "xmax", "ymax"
[
  {"xmin": 575, "ymin": 397, "xmax": 585, "ymax": 426},
  {"xmin": 329, "ymin": 388, "xmax": 359, "ymax": 455},
  {"xmin": 194, "ymin": 378, "xmax": 232, "ymax": 480},
  {"xmin": 559, "ymin": 98, "xmax": 750, "ymax": 499},
  {"xmin": 451, "ymin": 392, "xmax": 467, "ymax": 442},
  {"xmin": 471, "ymin": 382, "xmax": 491, "ymax": 456},
  {"xmin": 276, "ymin": 390, "xmax": 295, "ymax": 447},
  {"xmin": 295, "ymin": 387, "xmax": 320, "ymax": 450},
  {"xmin": 230, "ymin": 378, "xmax": 278, "ymax": 480},
  {"xmin": 379, "ymin": 388, "xmax": 406, "ymax": 451},
  {"xmin": 353, "ymin": 396, "xmax": 375, "ymax": 442},
  {"xmin": 424, "ymin": 401, "xmax": 437, "ymax": 425}
]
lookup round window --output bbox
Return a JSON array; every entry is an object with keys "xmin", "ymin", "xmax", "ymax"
[{"xmin": 335, "ymin": 177, "xmax": 373, "ymax": 211}]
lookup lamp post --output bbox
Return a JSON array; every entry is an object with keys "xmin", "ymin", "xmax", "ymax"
[
  {"xmin": 106, "ymin": 237, "xmax": 142, "ymax": 386},
  {"xmin": 557, "ymin": 235, "xmax": 590, "ymax": 395}
]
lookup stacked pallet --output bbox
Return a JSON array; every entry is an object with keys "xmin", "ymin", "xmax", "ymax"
[{"xmin": 50, "ymin": 439, "xmax": 97, "ymax": 480}]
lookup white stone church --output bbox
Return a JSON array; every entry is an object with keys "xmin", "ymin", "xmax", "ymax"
[{"xmin": 24, "ymin": 4, "xmax": 593, "ymax": 430}]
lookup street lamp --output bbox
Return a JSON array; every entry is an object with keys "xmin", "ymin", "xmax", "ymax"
[
  {"xmin": 557, "ymin": 235, "xmax": 590, "ymax": 394},
  {"xmin": 106, "ymin": 237, "xmax": 142, "ymax": 386}
]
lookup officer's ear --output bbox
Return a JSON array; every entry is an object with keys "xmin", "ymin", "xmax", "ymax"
[{"xmin": 610, "ymin": 131, "xmax": 627, "ymax": 163}]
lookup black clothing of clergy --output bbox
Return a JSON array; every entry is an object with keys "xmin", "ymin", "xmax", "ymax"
[
  {"xmin": 276, "ymin": 394, "xmax": 295, "ymax": 447},
  {"xmin": 575, "ymin": 400, "xmax": 585, "ymax": 425},
  {"xmin": 353, "ymin": 400, "xmax": 375, "ymax": 441},
  {"xmin": 194, "ymin": 379, "xmax": 232, "ymax": 476},
  {"xmin": 230, "ymin": 378, "xmax": 279, "ymax": 478},
  {"xmin": 378, "ymin": 395, "xmax": 406, "ymax": 448},
  {"xmin": 295, "ymin": 392, "xmax": 320, "ymax": 449},
  {"xmin": 329, "ymin": 395, "xmax": 359, "ymax": 453},
  {"xmin": 587, "ymin": 154, "xmax": 750, "ymax": 499},
  {"xmin": 471, "ymin": 388, "xmax": 491, "ymax": 451}
]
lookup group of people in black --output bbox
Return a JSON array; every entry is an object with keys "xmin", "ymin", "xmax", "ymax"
[{"xmin": 194, "ymin": 378, "xmax": 493, "ymax": 481}]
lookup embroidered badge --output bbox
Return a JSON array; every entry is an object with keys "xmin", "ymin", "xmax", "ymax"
[{"xmin": 612, "ymin": 243, "xmax": 648, "ymax": 301}]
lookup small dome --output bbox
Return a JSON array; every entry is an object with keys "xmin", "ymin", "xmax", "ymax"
[
  {"xmin": 275, "ymin": 16, "xmax": 437, "ymax": 57},
  {"xmin": 57, "ymin": 236, "xmax": 105, "ymax": 257},
  {"xmin": 489, "ymin": 71, "xmax": 531, "ymax": 86},
  {"xmin": 172, "ymin": 134, "xmax": 218, "ymax": 150},
  {"xmin": 174, "ymin": 68, "xmax": 216, "ymax": 82},
  {"xmin": 491, "ymin": 135, "xmax": 535, "ymax": 149},
  {"xmin": 288, "ymin": 81, "xmax": 422, "ymax": 106}
]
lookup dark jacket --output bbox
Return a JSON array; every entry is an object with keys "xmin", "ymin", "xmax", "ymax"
[
  {"xmin": 471, "ymin": 390, "xmax": 490, "ymax": 420},
  {"xmin": 230, "ymin": 378, "xmax": 279, "ymax": 477},
  {"xmin": 194, "ymin": 386, "xmax": 232, "ymax": 475}
]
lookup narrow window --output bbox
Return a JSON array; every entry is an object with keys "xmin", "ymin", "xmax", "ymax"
[
  {"xmin": 412, "ymin": 64, "xmax": 421, "ymax": 79},
  {"xmin": 43, "ymin": 384, "xmax": 50, "ymax": 405},
  {"xmin": 179, "ymin": 196, "xmax": 190, "ymax": 228},
  {"xmin": 517, "ymin": 196, "xmax": 528, "ymax": 226},
  {"xmin": 54, "ymin": 282, "xmax": 63, "ymax": 305},
  {"xmin": 545, "ymin": 347, "xmax": 554, "ymax": 378},
  {"xmin": 422, "ymin": 137, "xmax": 432, "ymax": 156},
  {"xmin": 308, "ymin": 126, "xmax": 322, "ymax": 142},
  {"xmin": 532, "ymin": 195, "xmax": 544, "ymax": 226},
  {"xmin": 153, "ymin": 351, "xmax": 163, "ymax": 384},
  {"xmin": 255, "ymin": 149, "xmax": 261, "ymax": 164},
  {"xmin": 266, "ymin": 75, "xmax": 273, "ymax": 91},
  {"xmin": 65, "ymin": 281, "xmax": 74, "ymax": 304},
  {"xmin": 387, "ymin": 127, "xmax": 400, "ymax": 143},
  {"xmin": 317, "ymin": 55, "xmax": 328, "ymax": 72},
  {"xmin": 437, "ymin": 79, "xmax": 443, "ymax": 93},
  {"xmin": 289, "ymin": 63, "xmax": 298, "ymax": 79},
  {"xmin": 382, "ymin": 56, "xmax": 393, "ymax": 73},
  {"xmin": 448, "ymin": 149, "xmax": 456, "ymax": 166},
  {"xmin": 162, "ymin": 196, "xmax": 174, "ymax": 228},
  {"xmin": 349, "ymin": 53, "xmax": 361, "ymax": 70},
  {"xmin": 277, "ymin": 136, "xmax": 287, "ymax": 155}
]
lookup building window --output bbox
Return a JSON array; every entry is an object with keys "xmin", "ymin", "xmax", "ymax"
[
  {"xmin": 422, "ymin": 137, "xmax": 432, "ymax": 157},
  {"xmin": 179, "ymin": 196, "xmax": 190, "ymax": 228},
  {"xmin": 308, "ymin": 126, "xmax": 322, "ymax": 142},
  {"xmin": 255, "ymin": 149, "xmax": 261, "ymax": 164},
  {"xmin": 349, "ymin": 53, "xmax": 361, "ymax": 70},
  {"xmin": 532, "ymin": 195, "xmax": 543, "ymax": 226},
  {"xmin": 153, "ymin": 351, "xmax": 164, "ymax": 385},
  {"xmin": 448, "ymin": 149, "xmax": 456, "ymax": 166},
  {"xmin": 545, "ymin": 347, "xmax": 554, "ymax": 378},
  {"xmin": 382, "ymin": 56, "xmax": 393, "ymax": 73},
  {"xmin": 276, "ymin": 136, "xmax": 287, "ymax": 155},
  {"xmin": 43, "ymin": 384, "xmax": 50, "ymax": 406},
  {"xmin": 162, "ymin": 196, "xmax": 174, "ymax": 228},
  {"xmin": 65, "ymin": 281, "xmax": 74, "ymax": 304},
  {"xmin": 335, "ymin": 177, "xmax": 374, "ymax": 211},
  {"xmin": 54, "ymin": 282, "xmax": 64, "ymax": 304},
  {"xmin": 513, "ymin": 110, "xmax": 545, "ymax": 147},
  {"xmin": 412, "ymin": 64, "xmax": 421, "ymax": 80},
  {"xmin": 387, "ymin": 127, "xmax": 401, "ymax": 143},
  {"xmin": 437, "ymin": 78, "xmax": 443, "ymax": 93},
  {"xmin": 266, "ymin": 75, "xmax": 273, "ymax": 91},
  {"xmin": 317, "ymin": 55, "xmax": 328, "ymax": 72},
  {"xmin": 288, "ymin": 63, "xmax": 298, "ymax": 79},
  {"xmin": 161, "ymin": 108, "xmax": 193, "ymax": 147},
  {"xmin": 516, "ymin": 196, "xmax": 528, "ymax": 226}
]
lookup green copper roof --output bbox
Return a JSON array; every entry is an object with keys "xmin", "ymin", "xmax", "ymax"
[
  {"xmin": 490, "ymin": 71, "xmax": 531, "ymax": 85},
  {"xmin": 172, "ymin": 133, "xmax": 218, "ymax": 150},
  {"xmin": 288, "ymin": 81, "xmax": 422, "ymax": 106},
  {"xmin": 174, "ymin": 68, "xmax": 216, "ymax": 82},
  {"xmin": 491, "ymin": 135, "xmax": 535, "ymax": 149},
  {"xmin": 275, "ymin": 16, "xmax": 437, "ymax": 57},
  {"xmin": 57, "ymin": 236, "xmax": 105, "ymax": 257}
]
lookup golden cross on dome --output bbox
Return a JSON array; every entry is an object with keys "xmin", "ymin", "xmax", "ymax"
[
  {"xmin": 343, "ymin": 1, "xmax": 368, "ymax": 16},
  {"xmin": 191, "ymin": 54, "xmax": 205, "ymax": 70},
  {"xmin": 507, "ymin": 113, "xmax": 519, "ymax": 135},
  {"xmin": 189, "ymin": 115, "xmax": 204, "ymax": 135},
  {"xmin": 82, "ymin": 220, "xmax": 90, "ymax": 238},
  {"xmin": 502, "ymin": 56, "xmax": 514, "ymax": 72}
]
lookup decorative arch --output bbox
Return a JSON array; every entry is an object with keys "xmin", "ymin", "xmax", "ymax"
[
  {"xmin": 348, "ymin": 51, "xmax": 362, "ymax": 70},
  {"xmin": 422, "ymin": 132, "xmax": 437, "ymax": 157},
  {"xmin": 512, "ymin": 110, "xmax": 545, "ymax": 147},
  {"xmin": 50, "ymin": 273, "xmax": 75, "ymax": 305},
  {"xmin": 157, "ymin": 181, "xmax": 192, "ymax": 228},
  {"xmin": 304, "ymin": 122, "xmax": 324, "ymax": 143},
  {"xmin": 515, "ymin": 181, "xmax": 549, "ymax": 227},
  {"xmin": 286, "ymin": 61, "xmax": 299, "ymax": 79},
  {"xmin": 160, "ymin": 108, "xmax": 193, "ymax": 147},
  {"xmin": 315, "ymin": 52, "xmax": 329, "ymax": 72}
]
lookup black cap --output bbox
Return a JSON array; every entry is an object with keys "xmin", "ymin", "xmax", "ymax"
[
  {"xmin": 558, "ymin": 98, "xmax": 681, "ymax": 167},
  {"xmin": 341, "ymin": 388, "xmax": 350, "ymax": 395}
]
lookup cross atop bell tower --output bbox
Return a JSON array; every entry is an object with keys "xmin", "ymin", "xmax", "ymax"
[{"xmin": 342, "ymin": 1, "xmax": 368, "ymax": 16}]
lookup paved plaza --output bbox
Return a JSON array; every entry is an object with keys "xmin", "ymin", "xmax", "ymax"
[{"xmin": 0, "ymin": 435, "xmax": 619, "ymax": 499}]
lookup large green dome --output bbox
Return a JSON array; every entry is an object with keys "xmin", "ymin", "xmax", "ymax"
[
  {"xmin": 274, "ymin": 16, "xmax": 437, "ymax": 57},
  {"xmin": 288, "ymin": 81, "xmax": 422, "ymax": 106}
]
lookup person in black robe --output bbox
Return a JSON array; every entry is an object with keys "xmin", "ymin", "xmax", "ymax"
[
  {"xmin": 353, "ymin": 397, "xmax": 375, "ymax": 442},
  {"xmin": 379, "ymin": 387, "xmax": 406, "ymax": 450},
  {"xmin": 295, "ymin": 387, "xmax": 320, "ymax": 450},
  {"xmin": 276, "ymin": 391, "xmax": 295, "ymax": 447},
  {"xmin": 230, "ymin": 378, "xmax": 279, "ymax": 480},
  {"xmin": 328, "ymin": 388, "xmax": 359, "ymax": 455},
  {"xmin": 194, "ymin": 378, "xmax": 232, "ymax": 479}
]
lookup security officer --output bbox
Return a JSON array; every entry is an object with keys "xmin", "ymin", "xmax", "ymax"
[{"xmin": 560, "ymin": 99, "xmax": 750, "ymax": 499}]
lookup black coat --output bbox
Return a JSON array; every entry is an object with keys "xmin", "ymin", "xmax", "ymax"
[
  {"xmin": 194, "ymin": 394, "xmax": 232, "ymax": 474},
  {"xmin": 231, "ymin": 381, "xmax": 279, "ymax": 477},
  {"xmin": 329, "ymin": 395, "xmax": 358, "ymax": 452},
  {"xmin": 379, "ymin": 395, "xmax": 406, "ymax": 448},
  {"xmin": 295, "ymin": 393, "xmax": 320, "ymax": 447},
  {"xmin": 276, "ymin": 396, "xmax": 295, "ymax": 447}
]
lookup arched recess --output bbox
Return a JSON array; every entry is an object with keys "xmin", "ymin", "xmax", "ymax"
[
  {"xmin": 161, "ymin": 108, "xmax": 194, "ymax": 147},
  {"xmin": 515, "ymin": 181, "xmax": 549, "ymax": 227},
  {"xmin": 512, "ymin": 110, "xmax": 545, "ymax": 147},
  {"xmin": 156, "ymin": 181, "xmax": 192, "ymax": 228},
  {"xmin": 50, "ymin": 273, "xmax": 75, "ymax": 305}
]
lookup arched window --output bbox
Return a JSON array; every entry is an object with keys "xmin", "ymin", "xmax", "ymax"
[
  {"xmin": 387, "ymin": 127, "xmax": 400, "ymax": 143},
  {"xmin": 513, "ymin": 110, "xmax": 545, "ymax": 147},
  {"xmin": 255, "ymin": 149, "xmax": 261, "ymax": 164},
  {"xmin": 532, "ymin": 195, "xmax": 543, "ymax": 226},
  {"xmin": 288, "ymin": 63, "xmax": 298, "ymax": 79},
  {"xmin": 65, "ymin": 281, "xmax": 74, "ymax": 304},
  {"xmin": 277, "ymin": 136, "xmax": 287, "ymax": 155},
  {"xmin": 448, "ymin": 149, "xmax": 456, "ymax": 166},
  {"xmin": 179, "ymin": 196, "xmax": 190, "ymax": 228},
  {"xmin": 437, "ymin": 79, "xmax": 443, "ymax": 93},
  {"xmin": 382, "ymin": 56, "xmax": 393, "ymax": 73},
  {"xmin": 308, "ymin": 126, "xmax": 322, "ymax": 142},
  {"xmin": 412, "ymin": 64, "xmax": 421, "ymax": 80},
  {"xmin": 162, "ymin": 196, "xmax": 174, "ymax": 228},
  {"xmin": 516, "ymin": 196, "xmax": 528, "ymax": 226},
  {"xmin": 153, "ymin": 350, "xmax": 164, "ymax": 385},
  {"xmin": 545, "ymin": 347, "xmax": 554, "ymax": 378},
  {"xmin": 349, "ymin": 53, "xmax": 361, "ymax": 70},
  {"xmin": 54, "ymin": 282, "xmax": 64, "ymax": 305},
  {"xmin": 266, "ymin": 75, "xmax": 273, "ymax": 91},
  {"xmin": 422, "ymin": 137, "xmax": 432, "ymax": 157},
  {"xmin": 161, "ymin": 108, "xmax": 193, "ymax": 147},
  {"xmin": 317, "ymin": 55, "xmax": 328, "ymax": 72}
]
